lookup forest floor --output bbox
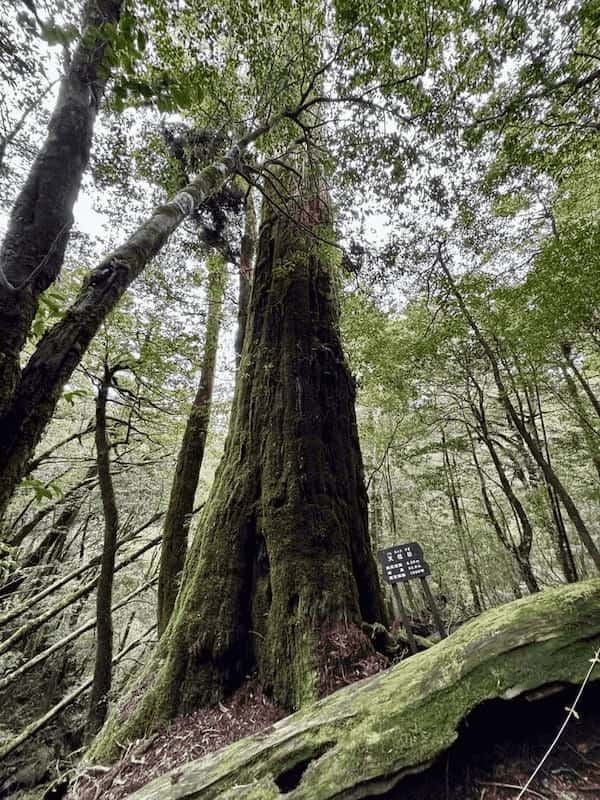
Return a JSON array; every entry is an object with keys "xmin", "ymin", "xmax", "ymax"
[
  {"xmin": 65, "ymin": 669, "xmax": 600, "ymax": 800},
  {"xmin": 67, "ymin": 623, "xmax": 390, "ymax": 800},
  {"xmin": 67, "ymin": 683, "xmax": 285, "ymax": 800}
]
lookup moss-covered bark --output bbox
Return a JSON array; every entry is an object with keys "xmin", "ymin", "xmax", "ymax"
[
  {"xmin": 234, "ymin": 194, "xmax": 256, "ymax": 365},
  {"xmin": 126, "ymin": 578, "xmax": 600, "ymax": 800},
  {"xmin": 0, "ymin": 158, "xmax": 234, "ymax": 520},
  {"xmin": 89, "ymin": 188, "xmax": 387, "ymax": 762}
]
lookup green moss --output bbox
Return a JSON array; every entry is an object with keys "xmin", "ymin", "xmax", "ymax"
[
  {"xmin": 124, "ymin": 579, "xmax": 600, "ymax": 800},
  {"xmin": 217, "ymin": 777, "xmax": 281, "ymax": 799},
  {"xmin": 88, "ymin": 176, "xmax": 390, "ymax": 765}
]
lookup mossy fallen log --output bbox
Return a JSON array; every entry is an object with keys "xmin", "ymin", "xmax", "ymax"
[{"xmin": 126, "ymin": 579, "xmax": 600, "ymax": 800}]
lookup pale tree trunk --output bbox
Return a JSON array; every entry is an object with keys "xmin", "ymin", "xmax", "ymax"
[
  {"xmin": 529, "ymin": 376, "xmax": 580, "ymax": 582},
  {"xmin": 88, "ymin": 174, "xmax": 387, "ymax": 763},
  {"xmin": 441, "ymin": 435, "xmax": 483, "ymax": 612},
  {"xmin": 466, "ymin": 419, "xmax": 539, "ymax": 594},
  {"xmin": 157, "ymin": 254, "xmax": 226, "ymax": 635},
  {"xmin": 0, "ymin": 530, "xmax": 161, "ymax": 654},
  {"xmin": 0, "ymin": 466, "xmax": 97, "ymax": 600},
  {"xmin": 0, "ymin": 0, "xmax": 123, "ymax": 414},
  {"xmin": 562, "ymin": 342, "xmax": 600, "ymax": 421},
  {"xmin": 560, "ymin": 357, "xmax": 600, "ymax": 484}
]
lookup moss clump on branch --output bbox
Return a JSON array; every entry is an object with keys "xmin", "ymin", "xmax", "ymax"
[{"xmin": 124, "ymin": 578, "xmax": 600, "ymax": 800}]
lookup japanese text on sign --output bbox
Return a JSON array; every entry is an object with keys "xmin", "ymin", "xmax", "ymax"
[{"xmin": 377, "ymin": 542, "xmax": 430, "ymax": 584}]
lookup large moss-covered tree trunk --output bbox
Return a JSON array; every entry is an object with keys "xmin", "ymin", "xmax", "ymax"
[{"xmin": 89, "ymin": 188, "xmax": 387, "ymax": 762}]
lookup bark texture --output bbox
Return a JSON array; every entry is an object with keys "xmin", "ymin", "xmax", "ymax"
[
  {"xmin": 157, "ymin": 254, "xmax": 226, "ymax": 636},
  {"xmin": 89, "ymin": 190, "xmax": 387, "ymax": 762},
  {"xmin": 120, "ymin": 578, "xmax": 600, "ymax": 800},
  {"xmin": 0, "ymin": 0, "xmax": 123, "ymax": 414}
]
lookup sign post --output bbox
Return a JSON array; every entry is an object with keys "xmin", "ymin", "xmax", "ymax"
[
  {"xmin": 390, "ymin": 582, "xmax": 418, "ymax": 654},
  {"xmin": 378, "ymin": 542, "xmax": 446, "ymax": 649}
]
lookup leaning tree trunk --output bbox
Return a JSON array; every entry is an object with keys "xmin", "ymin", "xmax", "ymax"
[
  {"xmin": 157, "ymin": 253, "xmax": 226, "ymax": 636},
  {"xmin": 88, "ymin": 182, "xmax": 388, "ymax": 763},
  {"xmin": 441, "ymin": 262, "xmax": 600, "ymax": 572},
  {"xmin": 468, "ymin": 402, "xmax": 539, "ymax": 593},
  {"xmin": 0, "ymin": 155, "xmax": 237, "ymax": 521},
  {"xmin": 86, "ymin": 365, "xmax": 120, "ymax": 737},
  {"xmin": 0, "ymin": 0, "xmax": 123, "ymax": 415}
]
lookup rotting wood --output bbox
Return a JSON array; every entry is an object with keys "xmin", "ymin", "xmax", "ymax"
[{"xmin": 121, "ymin": 579, "xmax": 600, "ymax": 800}]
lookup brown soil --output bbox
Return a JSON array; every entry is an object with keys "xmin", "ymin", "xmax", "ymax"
[
  {"xmin": 68, "ymin": 683, "xmax": 284, "ymax": 800},
  {"xmin": 317, "ymin": 623, "xmax": 390, "ymax": 697}
]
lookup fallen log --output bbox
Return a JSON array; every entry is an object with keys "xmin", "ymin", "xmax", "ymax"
[{"xmin": 123, "ymin": 578, "xmax": 600, "ymax": 800}]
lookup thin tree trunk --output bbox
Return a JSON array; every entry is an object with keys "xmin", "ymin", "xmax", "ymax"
[
  {"xmin": 0, "ymin": 0, "xmax": 123, "ymax": 414},
  {"xmin": 466, "ymin": 422, "xmax": 539, "ymax": 593},
  {"xmin": 369, "ymin": 473, "xmax": 384, "ymax": 554},
  {"xmin": 441, "ymin": 260, "xmax": 600, "ymax": 571},
  {"xmin": 23, "ymin": 421, "xmax": 95, "ymax": 477},
  {"xmin": 560, "ymin": 358, "xmax": 600, "ymax": 483},
  {"xmin": 0, "ymin": 533, "xmax": 161, "ymax": 656},
  {"xmin": 562, "ymin": 342, "xmax": 600, "ymax": 421},
  {"xmin": 157, "ymin": 254, "xmax": 226, "ymax": 635},
  {"xmin": 0, "ymin": 513, "xmax": 162, "ymax": 628},
  {"xmin": 235, "ymin": 194, "xmax": 256, "ymax": 366},
  {"xmin": 530, "ymin": 376, "xmax": 579, "ymax": 582},
  {"xmin": 0, "ymin": 625, "xmax": 155, "ymax": 762},
  {"xmin": 0, "ymin": 579, "xmax": 155, "ymax": 692},
  {"xmin": 507, "ymin": 365, "xmax": 579, "ymax": 584},
  {"xmin": 0, "ymin": 468, "xmax": 97, "ymax": 600},
  {"xmin": 0, "ymin": 79, "xmax": 58, "ymax": 172},
  {"xmin": 86, "ymin": 365, "xmax": 120, "ymax": 737},
  {"xmin": 441, "ymin": 435, "xmax": 483, "ymax": 612},
  {"xmin": 468, "ymin": 400, "xmax": 539, "ymax": 593},
  {"xmin": 8, "ymin": 466, "xmax": 97, "ymax": 548}
]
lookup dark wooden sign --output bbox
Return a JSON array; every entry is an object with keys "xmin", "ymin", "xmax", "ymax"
[
  {"xmin": 377, "ymin": 542, "xmax": 430, "ymax": 585},
  {"xmin": 377, "ymin": 541, "xmax": 445, "ymax": 651}
]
